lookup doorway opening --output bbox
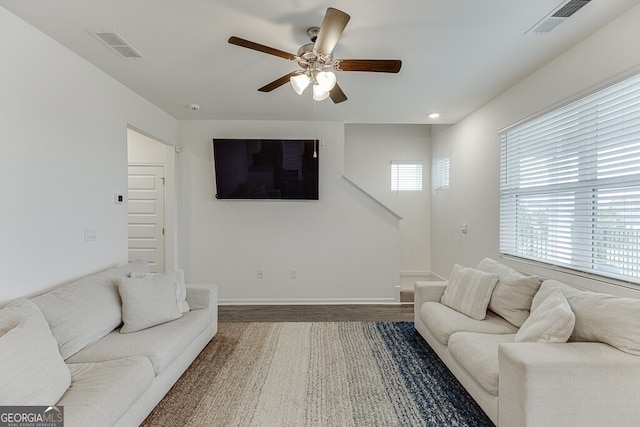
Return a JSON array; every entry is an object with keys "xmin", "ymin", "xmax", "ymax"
[{"xmin": 126, "ymin": 128, "xmax": 175, "ymax": 272}]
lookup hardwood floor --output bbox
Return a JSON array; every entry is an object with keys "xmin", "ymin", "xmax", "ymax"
[
  {"xmin": 219, "ymin": 274, "xmax": 441, "ymax": 322},
  {"xmin": 219, "ymin": 304, "xmax": 414, "ymax": 322}
]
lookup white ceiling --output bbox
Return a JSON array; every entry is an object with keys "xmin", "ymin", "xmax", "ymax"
[{"xmin": 2, "ymin": 0, "xmax": 639, "ymax": 124}]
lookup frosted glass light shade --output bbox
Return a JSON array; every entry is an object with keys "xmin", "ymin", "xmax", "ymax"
[
  {"xmin": 316, "ymin": 71, "xmax": 337, "ymax": 92},
  {"xmin": 313, "ymin": 84, "xmax": 330, "ymax": 101},
  {"xmin": 290, "ymin": 73, "xmax": 310, "ymax": 95}
]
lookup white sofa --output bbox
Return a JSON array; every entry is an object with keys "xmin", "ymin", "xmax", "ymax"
[
  {"xmin": 0, "ymin": 260, "xmax": 218, "ymax": 427},
  {"xmin": 414, "ymin": 258, "xmax": 640, "ymax": 427}
]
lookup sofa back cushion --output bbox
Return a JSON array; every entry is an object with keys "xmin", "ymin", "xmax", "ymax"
[
  {"xmin": 0, "ymin": 299, "xmax": 71, "ymax": 405},
  {"xmin": 476, "ymin": 258, "xmax": 543, "ymax": 327},
  {"xmin": 32, "ymin": 260, "xmax": 149, "ymax": 359},
  {"xmin": 533, "ymin": 280, "xmax": 640, "ymax": 355}
]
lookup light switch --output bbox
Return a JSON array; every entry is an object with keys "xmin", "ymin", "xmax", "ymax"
[
  {"xmin": 461, "ymin": 223, "xmax": 468, "ymax": 234},
  {"xmin": 84, "ymin": 227, "xmax": 97, "ymax": 241}
]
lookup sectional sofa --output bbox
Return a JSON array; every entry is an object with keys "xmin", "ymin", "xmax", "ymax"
[
  {"xmin": 0, "ymin": 260, "xmax": 218, "ymax": 427},
  {"xmin": 414, "ymin": 258, "xmax": 640, "ymax": 426}
]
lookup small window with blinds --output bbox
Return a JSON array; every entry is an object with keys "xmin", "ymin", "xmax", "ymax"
[
  {"xmin": 500, "ymin": 72, "xmax": 640, "ymax": 283},
  {"xmin": 391, "ymin": 161, "xmax": 423, "ymax": 192},
  {"xmin": 432, "ymin": 154, "xmax": 450, "ymax": 190}
]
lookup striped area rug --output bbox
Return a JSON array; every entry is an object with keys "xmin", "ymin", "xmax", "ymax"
[{"xmin": 142, "ymin": 322, "xmax": 494, "ymax": 426}]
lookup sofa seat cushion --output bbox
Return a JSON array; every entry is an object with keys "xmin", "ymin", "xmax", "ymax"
[
  {"xmin": 449, "ymin": 332, "xmax": 516, "ymax": 396},
  {"xmin": 59, "ymin": 356, "xmax": 154, "ymax": 427},
  {"xmin": 32, "ymin": 259, "xmax": 149, "ymax": 359},
  {"xmin": 66, "ymin": 308, "xmax": 212, "ymax": 375},
  {"xmin": 420, "ymin": 301, "xmax": 518, "ymax": 346}
]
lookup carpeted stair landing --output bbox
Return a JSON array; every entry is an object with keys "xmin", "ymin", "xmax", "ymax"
[{"xmin": 142, "ymin": 322, "xmax": 493, "ymax": 426}]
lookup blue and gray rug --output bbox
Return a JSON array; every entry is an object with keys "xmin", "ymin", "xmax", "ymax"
[{"xmin": 142, "ymin": 322, "xmax": 494, "ymax": 426}]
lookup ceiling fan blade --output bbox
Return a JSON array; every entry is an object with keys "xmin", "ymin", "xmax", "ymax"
[
  {"xmin": 258, "ymin": 72, "xmax": 298, "ymax": 92},
  {"xmin": 334, "ymin": 59, "xmax": 402, "ymax": 73},
  {"xmin": 329, "ymin": 83, "xmax": 347, "ymax": 104},
  {"xmin": 314, "ymin": 8, "xmax": 350, "ymax": 55},
  {"xmin": 228, "ymin": 36, "xmax": 296, "ymax": 61}
]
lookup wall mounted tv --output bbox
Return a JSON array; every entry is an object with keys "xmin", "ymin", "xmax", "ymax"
[{"xmin": 212, "ymin": 138, "xmax": 319, "ymax": 200}]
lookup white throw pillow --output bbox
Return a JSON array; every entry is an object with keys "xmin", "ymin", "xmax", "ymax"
[
  {"xmin": 476, "ymin": 258, "xmax": 543, "ymax": 327},
  {"xmin": 174, "ymin": 269, "xmax": 190, "ymax": 313},
  {"xmin": 515, "ymin": 290, "xmax": 575, "ymax": 343},
  {"xmin": 441, "ymin": 264, "xmax": 499, "ymax": 320},
  {"xmin": 118, "ymin": 274, "xmax": 184, "ymax": 333},
  {"xmin": 533, "ymin": 280, "xmax": 640, "ymax": 355},
  {"xmin": 129, "ymin": 269, "xmax": 190, "ymax": 314},
  {"xmin": 0, "ymin": 299, "xmax": 71, "ymax": 405}
]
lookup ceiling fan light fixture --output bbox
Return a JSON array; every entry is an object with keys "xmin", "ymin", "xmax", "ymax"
[
  {"xmin": 290, "ymin": 73, "xmax": 310, "ymax": 95},
  {"xmin": 228, "ymin": 7, "xmax": 400, "ymax": 104},
  {"xmin": 316, "ymin": 71, "xmax": 337, "ymax": 92},
  {"xmin": 312, "ymin": 84, "xmax": 330, "ymax": 101}
]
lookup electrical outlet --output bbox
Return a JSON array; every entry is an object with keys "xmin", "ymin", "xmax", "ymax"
[
  {"xmin": 257, "ymin": 269, "xmax": 263, "ymax": 279},
  {"xmin": 290, "ymin": 269, "xmax": 297, "ymax": 279}
]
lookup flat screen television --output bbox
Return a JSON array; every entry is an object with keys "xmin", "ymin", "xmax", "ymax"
[{"xmin": 212, "ymin": 138, "xmax": 319, "ymax": 200}]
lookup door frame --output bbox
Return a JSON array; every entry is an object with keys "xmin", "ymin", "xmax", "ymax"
[{"xmin": 127, "ymin": 128, "xmax": 177, "ymax": 271}]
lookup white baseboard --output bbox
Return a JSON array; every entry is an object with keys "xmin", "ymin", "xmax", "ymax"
[
  {"xmin": 400, "ymin": 270, "xmax": 446, "ymax": 280},
  {"xmin": 400, "ymin": 270, "xmax": 431, "ymax": 276},
  {"xmin": 219, "ymin": 297, "xmax": 399, "ymax": 305}
]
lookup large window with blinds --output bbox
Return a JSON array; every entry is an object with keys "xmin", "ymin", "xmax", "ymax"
[{"xmin": 500, "ymin": 72, "xmax": 640, "ymax": 283}]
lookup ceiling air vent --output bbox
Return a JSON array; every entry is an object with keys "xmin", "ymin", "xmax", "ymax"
[
  {"xmin": 553, "ymin": 0, "xmax": 592, "ymax": 18},
  {"xmin": 526, "ymin": 0, "xmax": 592, "ymax": 35},
  {"xmin": 91, "ymin": 30, "xmax": 145, "ymax": 59}
]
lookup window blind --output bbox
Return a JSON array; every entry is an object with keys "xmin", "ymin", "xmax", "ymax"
[
  {"xmin": 432, "ymin": 154, "xmax": 450, "ymax": 190},
  {"xmin": 500, "ymin": 72, "xmax": 640, "ymax": 283},
  {"xmin": 391, "ymin": 162, "xmax": 423, "ymax": 191}
]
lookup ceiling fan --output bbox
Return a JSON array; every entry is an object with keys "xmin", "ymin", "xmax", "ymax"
[{"xmin": 228, "ymin": 7, "xmax": 402, "ymax": 104}]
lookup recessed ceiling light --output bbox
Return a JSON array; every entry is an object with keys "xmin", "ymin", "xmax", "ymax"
[{"xmin": 428, "ymin": 112, "xmax": 440, "ymax": 119}]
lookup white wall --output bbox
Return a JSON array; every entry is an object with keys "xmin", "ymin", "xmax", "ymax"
[
  {"xmin": 430, "ymin": 4, "xmax": 640, "ymax": 297},
  {"xmin": 127, "ymin": 128, "xmax": 168, "ymax": 164},
  {"xmin": 0, "ymin": 6, "xmax": 177, "ymax": 304},
  {"xmin": 176, "ymin": 120, "xmax": 401, "ymax": 303},
  {"xmin": 345, "ymin": 124, "xmax": 431, "ymax": 274}
]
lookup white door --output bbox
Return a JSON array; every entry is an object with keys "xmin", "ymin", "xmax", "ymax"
[{"xmin": 128, "ymin": 165, "xmax": 165, "ymax": 272}]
